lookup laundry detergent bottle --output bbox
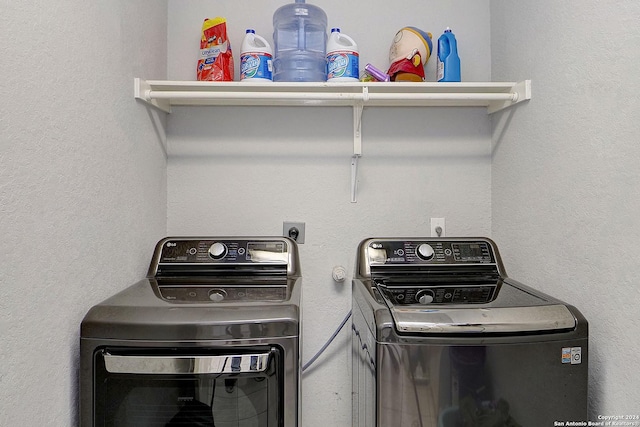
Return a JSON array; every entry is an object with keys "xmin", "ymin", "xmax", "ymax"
[
  {"xmin": 326, "ymin": 28, "xmax": 359, "ymax": 82},
  {"xmin": 240, "ymin": 29, "xmax": 273, "ymax": 81},
  {"xmin": 436, "ymin": 27, "xmax": 461, "ymax": 82},
  {"xmin": 272, "ymin": 0, "xmax": 328, "ymax": 82}
]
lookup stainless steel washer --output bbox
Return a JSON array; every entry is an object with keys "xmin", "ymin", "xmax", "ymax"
[
  {"xmin": 352, "ymin": 237, "xmax": 588, "ymax": 427},
  {"xmin": 80, "ymin": 237, "xmax": 301, "ymax": 427}
]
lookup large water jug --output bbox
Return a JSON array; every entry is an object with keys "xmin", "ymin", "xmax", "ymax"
[{"xmin": 273, "ymin": 0, "xmax": 327, "ymax": 82}]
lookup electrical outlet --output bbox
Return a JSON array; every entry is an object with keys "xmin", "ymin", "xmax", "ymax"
[
  {"xmin": 283, "ymin": 221, "xmax": 305, "ymax": 244},
  {"xmin": 430, "ymin": 218, "xmax": 445, "ymax": 237}
]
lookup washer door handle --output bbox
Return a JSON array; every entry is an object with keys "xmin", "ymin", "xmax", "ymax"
[{"xmin": 103, "ymin": 350, "xmax": 273, "ymax": 375}]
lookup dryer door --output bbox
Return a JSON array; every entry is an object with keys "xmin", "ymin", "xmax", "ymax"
[{"xmin": 93, "ymin": 346, "xmax": 282, "ymax": 427}]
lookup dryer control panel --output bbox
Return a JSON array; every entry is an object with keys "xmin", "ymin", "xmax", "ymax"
[
  {"xmin": 157, "ymin": 285, "xmax": 288, "ymax": 303},
  {"xmin": 158, "ymin": 239, "xmax": 289, "ymax": 264},
  {"xmin": 148, "ymin": 237, "xmax": 299, "ymax": 278}
]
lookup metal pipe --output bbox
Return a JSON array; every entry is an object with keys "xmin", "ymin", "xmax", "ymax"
[
  {"xmin": 146, "ymin": 90, "xmax": 517, "ymax": 103},
  {"xmin": 147, "ymin": 90, "xmax": 360, "ymax": 101}
]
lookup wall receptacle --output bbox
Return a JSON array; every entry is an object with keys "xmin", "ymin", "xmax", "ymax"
[
  {"xmin": 430, "ymin": 218, "xmax": 445, "ymax": 237},
  {"xmin": 283, "ymin": 221, "xmax": 305, "ymax": 244}
]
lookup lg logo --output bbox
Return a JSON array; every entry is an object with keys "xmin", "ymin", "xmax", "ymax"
[{"xmin": 166, "ymin": 242, "xmax": 177, "ymax": 247}]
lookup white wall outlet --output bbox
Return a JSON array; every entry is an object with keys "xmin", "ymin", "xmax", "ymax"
[
  {"xmin": 283, "ymin": 221, "xmax": 305, "ymax": 244},
  {"xmin": 430, "ymin": 218, "xmax": 445, "ymax": 237}
]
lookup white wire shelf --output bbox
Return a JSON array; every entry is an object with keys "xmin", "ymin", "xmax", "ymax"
[
  {"xmin": 135, "ymin": 78, "xmax": 531, "ymax": 202},
  {"xmin": 135, "ymin": 79, "xmax": 530, "ymax": 114}
]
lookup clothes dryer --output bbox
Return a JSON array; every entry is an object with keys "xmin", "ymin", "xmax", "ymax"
[{"xmin": 81, "ymin": 237, "xmax": 301, "ymax": 427}]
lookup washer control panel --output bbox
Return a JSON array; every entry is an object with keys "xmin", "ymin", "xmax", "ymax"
[
  {"xmin": 380, "ymin": 285, "xmax": 498, "ymax": 305},
  {"xmin": 157, "ymin": 239, "xmax": 289, "ymax": 265},
  {"xmin": 366, "ymin": 239, "xmax": 495, "ymax": 266},
  {"xmin": 361, "ymin": 238, "xmax": 502, "ymax": 305}
]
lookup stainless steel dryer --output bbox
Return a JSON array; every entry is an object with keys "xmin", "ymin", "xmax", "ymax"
[
  {"xmin": 352, "ymin": 237, "xmax": 588, "ymax": 427},
  {"xmin": 81, "ymin": 237, "xmax": 301, "ymax": 427}
]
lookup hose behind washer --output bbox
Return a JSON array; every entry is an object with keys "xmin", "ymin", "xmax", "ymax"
[{"xmin": 302, "ymin": 310, "xmax": 352, "ymax": 373}]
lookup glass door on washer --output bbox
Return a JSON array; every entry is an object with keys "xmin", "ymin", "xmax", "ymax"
[{"xmin": 93, "ymin": 347, "xmax": 283, "ymax": 427}]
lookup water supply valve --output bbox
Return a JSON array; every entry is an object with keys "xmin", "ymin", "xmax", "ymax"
[{"xmin": 332, "ymin": 266, "xmax": 347, "ymax": 283}]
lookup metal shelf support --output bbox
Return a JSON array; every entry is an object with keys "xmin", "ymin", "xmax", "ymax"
[{"xmin": 351, "ymin": 98, "xmax": 364, "ymax": 203}]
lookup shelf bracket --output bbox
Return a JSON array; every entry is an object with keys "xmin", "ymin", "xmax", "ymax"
[
  {"xmin": 351, "ymin": 155, "xmax": 359, "ymax": 203},
  {"xmin": 353, "ymin": 100, "xmax": 363, "ymax": 157},
  {"xmin": 488, "ymin": 79, "xmax": 532, "ymax": 113},
  {"xmin": 134, "ymin": 78, "xmax": 171, "ymax": 113},
  {"xmin": 351, "ymin": 93, "xmax": 365, "ymax": 203}
]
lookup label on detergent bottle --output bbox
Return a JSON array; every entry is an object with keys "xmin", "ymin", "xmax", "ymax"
[
  {"xmin": 241, "ymin": 52, "xmax": 273, "ymax": 80},
  {"xmin": 327, "ymin": 51, "xmax": 359, "ymax": 80},
  {"xmin": 436, "ymin": 58, "xmax": 445, "ymax": 82}
]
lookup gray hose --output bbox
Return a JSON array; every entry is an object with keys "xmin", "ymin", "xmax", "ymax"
[{"xmin": 302, "ymin": 310, "xmax": 352, "ymax": 372}]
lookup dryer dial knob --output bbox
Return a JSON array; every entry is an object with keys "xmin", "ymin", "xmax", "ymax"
[
  {"xmin": 209, "ymin": 290, "xmax": 226, "ymax": 302},
  {"xmin": 416, "ymin": 243, "xmax": 435, "ymax": 260},
  {"xmin": 416, "ymin": 290, "xmax": 434, "ymax": 304},
  {"xmin": 208, "ymin": 242, "xmax": 227, "ymax": 260}
]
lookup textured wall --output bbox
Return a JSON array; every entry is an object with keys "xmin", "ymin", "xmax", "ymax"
[
  {"xmin": 0, "ymin": 1, "xmax": 168, "ymax": 425},
  {"xmin": 491, "ymin": 0, "xmax": 640, "ymax": 419},
  {"xmin": 168, "ymin": 0, "xmax": 491, "ymax": 82},
  {"xmin": 166, "ymin": 1, "xmax": 491, "ymax": 425}
]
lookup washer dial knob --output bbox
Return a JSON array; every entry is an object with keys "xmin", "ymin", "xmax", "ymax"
[
  {"xmin": 208, "ymin": 242, "xmax": 227, "ymax": 260},
  {"xmin": 416, "ymin": 243, "xmax": 435, "ymax": 260},
  {"xmin": 209, "ymin": 289, "xmax": 227, "ymax": 302},
  {"xmin": 416, "ymin": 290, "xmax": 435, "ymax": 304}
]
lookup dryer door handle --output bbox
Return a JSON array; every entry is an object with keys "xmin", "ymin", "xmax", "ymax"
[{"xmin": 103, "ymin": 350, "xmax": 273, "ymax": 375}]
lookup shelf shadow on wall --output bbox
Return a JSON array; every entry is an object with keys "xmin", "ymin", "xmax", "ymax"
[
  {"xmin": 167, "ymin": 105, "xmax": 350, "ymax": 162},
  {"xmin": 146, "ymin": 106, "xmax": 168, "ymax": 158},
  {"xmin": 165, "ymin": 105, "xmax": 494, "ymax": 165},
  {"xmin": 490, "ymin": 106, "xmax": 518, "ymax": 158}
]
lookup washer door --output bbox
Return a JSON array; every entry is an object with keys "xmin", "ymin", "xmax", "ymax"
[{"xmin": 93, "ymin": 347, "xmax": 282, "ymax": 427}]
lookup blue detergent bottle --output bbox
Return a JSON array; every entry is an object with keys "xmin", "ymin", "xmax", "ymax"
[{"xmin": 437, "ymin": 27, "xmax": 461, "ymax": 82}]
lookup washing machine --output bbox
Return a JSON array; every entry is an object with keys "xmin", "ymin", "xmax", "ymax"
[
  {"xmin": 80, "ymin": 237, "xmax": 301, "ymax": 427},
  {"xmin": 352, "ymin": 237, "xmax": 588, "ymax": 427}
]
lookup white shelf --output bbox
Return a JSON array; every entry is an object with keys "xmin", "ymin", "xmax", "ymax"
[
  {"xmin": 134, "ymin": 78, "xmax": 530, "ymax": 114},
  {"xmin": 134, "ymin": 78, "xmax": 531, "ymax": 202}
]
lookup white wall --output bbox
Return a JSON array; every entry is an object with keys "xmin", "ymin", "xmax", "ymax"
[
  {"xmin": 10, "ymin": 1, "xmax": 631, "ymax": 425},
  {"xmin": 0, "ymin": 2, "xmax": 168, "ymax": 425},
  {"xmin": 166, "ymin": 1, "xmax": 491, "ymax": 425},
  {"xmin": 491, "ymin": 0, "xmax": 640, "ymax": 418}
]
